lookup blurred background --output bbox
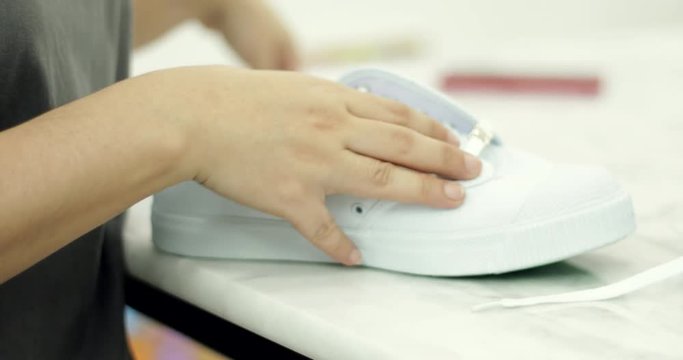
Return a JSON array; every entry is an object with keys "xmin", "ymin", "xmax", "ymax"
[
  {"xmin": 127, "ymin": 0, "xmax": 683, "ymax": 358},
  {"xmin": 133, "ymin": 0, "xmax": 683, "ymax": 78}
]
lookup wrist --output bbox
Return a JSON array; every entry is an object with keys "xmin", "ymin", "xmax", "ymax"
[{"xmin": 120, "ymin": 69, "xmax": 200, "ymax": 187}]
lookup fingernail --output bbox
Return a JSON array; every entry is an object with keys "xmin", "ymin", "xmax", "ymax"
[
  {"xmin": 464, "ymin": 153, "xmax": 482, "ymax": 176},
  {"xmin": 348, "ymin": 249, "xmax": 363, "ymax": 266},
  {"xmin": 447, "ymin": 131, "xmax": 460, "ymax": 146},
  {"xmin": 444, "ymin": 182, "xmax": 465, "ymax": 201}
]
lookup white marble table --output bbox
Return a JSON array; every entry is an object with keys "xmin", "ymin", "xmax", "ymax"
[{"xmin": 125, "ymin": 3, "xmax": 683, "ymax": 358}]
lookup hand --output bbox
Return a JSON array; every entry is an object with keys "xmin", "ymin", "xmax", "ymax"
[
  {"xmin": 157, "ymin": 67, "xmax": 481, "ymax": 266},
  {"xmin": 198, "ymin": 0, "xmax": 300, "ymax": 70}
]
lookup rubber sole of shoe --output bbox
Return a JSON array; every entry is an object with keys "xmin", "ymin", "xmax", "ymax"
[{"xmin": 151, "ymin": 191, "xmax": 635, "ymax": 276}]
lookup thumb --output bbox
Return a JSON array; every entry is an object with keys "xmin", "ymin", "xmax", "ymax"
[{"xmin": 286, "ymin": 201, "xmax": 362, "ymax": 266}]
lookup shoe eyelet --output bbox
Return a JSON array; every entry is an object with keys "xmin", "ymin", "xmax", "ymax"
[{"xmin": 351, "ymin": 203, "xmax": 365, "ymax": 215}]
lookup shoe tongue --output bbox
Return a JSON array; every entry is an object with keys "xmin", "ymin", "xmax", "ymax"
[
  {"xmin": 339, "ymin": 69, "xmax": 501, "ymax": 143},
  {"xmin": 472, "ymin": 256, "xmax": 683, "ymax": 311}
]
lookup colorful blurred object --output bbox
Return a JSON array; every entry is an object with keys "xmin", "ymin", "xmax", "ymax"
[
  {"xmin": 126, "ymin": 307, "xmax": 228, "ymax": 360},
  {"xmin": 440, "ymin": 72, "xmax": 601, "ymax": 97},
  {"xmin": 306, "ymin": 36, "xmax": 422, "ymax": 66}
]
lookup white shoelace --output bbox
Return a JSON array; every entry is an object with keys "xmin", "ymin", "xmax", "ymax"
[{"xmin": 473, "ymin": 256, "xmax": 683, "ymax": 311}]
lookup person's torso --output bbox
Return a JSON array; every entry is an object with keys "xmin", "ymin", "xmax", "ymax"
[
  {"xmin": 0, "ymin": 1, "xmax": 132, "ymax": 359},
  {"xmin": 0, "ymin": 0, "xmax": 130, "ymax": 127}
]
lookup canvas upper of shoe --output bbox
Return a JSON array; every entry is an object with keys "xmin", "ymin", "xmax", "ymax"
[
  {"xmin": 153, "ymin": 69, "xmax": 626, "ymax": 237},
  {"xmin": 153, "ymin": 144, "xmax": 623, "ymax": 241},
  {"xmin": 321, "ymin": 69, "xmax": 627, "ymax": 235}
]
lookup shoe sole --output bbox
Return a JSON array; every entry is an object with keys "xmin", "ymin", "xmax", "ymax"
[{"xmin": 151, "ymin": 191, "xmax": 635, "ymax": 276}]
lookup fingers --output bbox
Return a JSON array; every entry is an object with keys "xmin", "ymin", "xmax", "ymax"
[
  {"xmin": 345, "ymin": 119, "xmax": 481, "ymax": 180},
  {"xmin": 331, "ymin": 152, "xmax": 468, "ymax": 209},
  {"xmin": 286, "ymin": 200, "xmax": 361, "ymax": 266},
  {"xmin": 345, "ymin": 90, "xmax": 459, "ymax": 146}
]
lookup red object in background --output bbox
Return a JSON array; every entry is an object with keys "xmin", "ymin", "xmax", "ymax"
[{"xmin": 440, "ymin": 73, "xmax": 601, "ymax": 96}]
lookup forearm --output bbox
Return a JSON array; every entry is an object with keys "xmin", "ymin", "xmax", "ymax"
[
  {"xmin": 0, "ymin": 71, "xmax": 191, "ymax": 283},
  {"xmin": 132, "ymin": 0, "xmax": 215, "ymax": 48},
  {"xmin": 132, "ymin": 0, "xmax": 298, "ymax": 70},
  {"xmin": 133, "ymin": 0, "xmax": 228, "ymax": 48}
]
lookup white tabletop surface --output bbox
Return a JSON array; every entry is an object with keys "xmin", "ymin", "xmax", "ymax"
[{"xmin": 125, "ymin": 2, "xmax": 683, "ymax": 358}]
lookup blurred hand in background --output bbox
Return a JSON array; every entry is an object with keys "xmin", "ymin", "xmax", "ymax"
[{"xmin": 133, "ymin": 0, "xmax": 299, "ymax": 70}]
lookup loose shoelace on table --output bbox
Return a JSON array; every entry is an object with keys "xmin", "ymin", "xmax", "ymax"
[{"xmin": 473, "ymin": 255, "xmax": 683, "ymax": 311}]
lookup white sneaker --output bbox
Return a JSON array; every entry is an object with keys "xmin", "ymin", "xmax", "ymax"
[{"xmin": 151, "ymin": 69, "xmax": 636, "ymax": 276}]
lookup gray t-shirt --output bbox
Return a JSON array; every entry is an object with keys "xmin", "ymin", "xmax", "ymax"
[{"xmin": 0, "ymin": 1, "xmax": 133, "ymax": 359}]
